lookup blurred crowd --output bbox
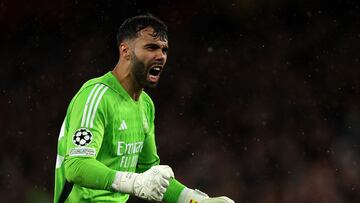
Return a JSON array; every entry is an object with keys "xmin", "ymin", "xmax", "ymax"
[{"xmin": 1, "ymin": 0, "xmax": 359, "ymax": 202}]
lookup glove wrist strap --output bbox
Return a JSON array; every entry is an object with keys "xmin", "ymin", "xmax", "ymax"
[
  {"xmin": 178, "ymin": 188, "xmax": 209, "ymax": 203},
  {"xmin": 111, "ymin": 171, "xmax": 139, "ymax": 194}
]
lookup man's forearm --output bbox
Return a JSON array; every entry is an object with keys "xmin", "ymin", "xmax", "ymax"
[
  {"xmin": 163, "ymin": 179, "xmax": 235, "ymax": 203},
  {"xmin": 163, "ymin": 178, "xmax": 186, "ymax": 203},
  {"xmin": 65, "ymin": 158, "xmax": 174, "ymax": 201},
  {"xmin": 64, "ymin": 157, "xmax": 117, "ymax": 190}
]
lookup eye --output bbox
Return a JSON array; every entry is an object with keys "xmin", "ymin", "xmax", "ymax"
[
  {"xmin": 145, "ymin": 44, "xmax": 159, "ymax": 50},
  {"xmin": 162, "ymin": 47, "xmax": 169, "ymax": 54}
]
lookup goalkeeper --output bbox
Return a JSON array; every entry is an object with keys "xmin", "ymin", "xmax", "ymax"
[{"xmin": 54, "ymin": 14, "xmax": 234, "ymax": 203}]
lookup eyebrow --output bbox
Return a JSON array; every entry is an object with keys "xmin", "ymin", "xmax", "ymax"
[{"xmin": 144, "ymin": 43, "xmax": 169, "ymax": 51}]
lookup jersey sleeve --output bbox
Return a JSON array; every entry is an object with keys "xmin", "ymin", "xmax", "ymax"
[
  {"xmin": 63, "ymin": 84, "xmax": 116, "ymax": 189},
  {"xmin": 64, "ymin": 157, "xmax": 116, "ymax": 190},
  {"xmin": 65, "ymin": 83, "xmax": 109, "ymax": 158},
  {"xmin": 136, "ymin": 96, "xmax": 160, "ymax": 173}
]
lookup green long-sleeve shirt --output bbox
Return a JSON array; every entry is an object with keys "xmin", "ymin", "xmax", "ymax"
[{"xmin": 54, "ymin": 72, "xmax": 160, "ymax": 202}]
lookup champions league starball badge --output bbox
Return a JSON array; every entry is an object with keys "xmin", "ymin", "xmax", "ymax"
[{"xmin": 72, "ymin": 128, "xmax": 93, "ymax": 146}]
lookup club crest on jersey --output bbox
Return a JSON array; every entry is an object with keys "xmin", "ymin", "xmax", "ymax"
[
  {"xmin": 142, "ymin": 112, "xmax": 149, "ymax": 132},
  {"xmin": 72, "ymin": 128, "xmax": 93, "ymax": 146}
]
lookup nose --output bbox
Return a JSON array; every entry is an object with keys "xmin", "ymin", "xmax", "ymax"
[{"xmin": 155, "ymin": 50, "xmax": 167, "ymax": 62}]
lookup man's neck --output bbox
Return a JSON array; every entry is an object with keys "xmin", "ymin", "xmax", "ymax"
[{"xmin": 112, "ymin": 63, "xmax": 143, "ymax": 101}]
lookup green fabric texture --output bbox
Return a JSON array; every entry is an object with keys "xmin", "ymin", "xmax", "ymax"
[
  {"xmin": 64, "ymin": 157, "xmax": 116, "ymax": 190},
  {"xmin": 54, "ymin": 72, "xmax": 160, "ymax": 202},
  {"xmin": 163, "ymin": 178, "xmax": 186, "ymax": 203}
]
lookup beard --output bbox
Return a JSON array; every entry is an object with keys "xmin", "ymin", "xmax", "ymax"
[{"xmin": 130, "ymin": 52, "xmax": 158, "ymax": 89}]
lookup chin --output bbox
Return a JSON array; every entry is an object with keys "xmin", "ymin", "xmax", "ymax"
[
  {"xmin": 145, "ymin": 83, "xmax": 158, "ymax": 89},
  {"xmin": 140, "ymin": 80, "xmax": 158, "ymax": 89}
]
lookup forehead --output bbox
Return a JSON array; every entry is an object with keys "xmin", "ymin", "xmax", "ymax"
[{"xmin": 134, "ymin": 27, "xmax": 168, "ymax": 46}]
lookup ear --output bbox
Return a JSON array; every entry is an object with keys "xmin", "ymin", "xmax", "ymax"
[{"xmin": 119, "ymin": 42, "xmax": 131, "ymax": 61}]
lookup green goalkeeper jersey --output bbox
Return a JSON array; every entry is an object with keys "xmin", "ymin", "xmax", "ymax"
[{"xmin": 54, "ymin": 71, "xmax": 160, "ymax": 202}]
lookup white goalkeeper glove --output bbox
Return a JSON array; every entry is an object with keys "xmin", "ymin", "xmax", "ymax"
[
  {"xmin": 200, "ymin": 196, "xmax": 235, "ymax": 203},
  {"xmin": 112, "ymin": 165, "xmax": 174, "ymax": 201},
  {"xmin": 179, "ymin": 188, "xmax": 235, "ymax": 203}
]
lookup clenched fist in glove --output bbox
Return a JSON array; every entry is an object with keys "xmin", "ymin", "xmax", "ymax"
[
  {"xmin": 179, "ymin": 188, "xmax": 235, "ymax": 203},
  {"xmin": 200, "ymin": 196, "xmax": 235, "ymax": 203},
  {"xmin": 112, "ymin": 165, "xmax": 174, "ymax": 201}
]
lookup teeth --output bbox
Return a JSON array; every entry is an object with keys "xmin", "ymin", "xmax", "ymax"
[{"xmin": 149, "ymin": 66, "xmax": 162, "ymax": 76}]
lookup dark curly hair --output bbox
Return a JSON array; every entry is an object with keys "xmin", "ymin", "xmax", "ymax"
[{"xmin": 116, "ymin": 14, "xmax": 168, "ymax": 47}]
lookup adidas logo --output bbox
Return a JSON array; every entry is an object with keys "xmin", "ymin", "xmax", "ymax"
[{"xmin": 118, "ymin": 120, "xmax": 127, "ymax": 131}]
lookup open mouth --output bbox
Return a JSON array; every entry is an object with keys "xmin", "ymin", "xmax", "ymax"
[
  {"xmin": 147, "ymin": 65, "xmax": 162, "ymax": 83},
  {"xmin": 149, "ymin": 66, "xmax": 162, "ymax": 76}
]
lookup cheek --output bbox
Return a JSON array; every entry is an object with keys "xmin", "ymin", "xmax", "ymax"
[{"xmin": 134, "ymin": 50, "xmax": 153, "ymax": 61}]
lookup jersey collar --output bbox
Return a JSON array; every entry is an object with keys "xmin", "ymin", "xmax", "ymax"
[{"xmin": 103, "ymin": 71, "xmax": 142, "ymax": 103}]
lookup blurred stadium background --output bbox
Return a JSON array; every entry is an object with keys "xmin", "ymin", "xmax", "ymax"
[{"xmin": 1, "ymin": 0, "xmax": 359, "ymax": 202}]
